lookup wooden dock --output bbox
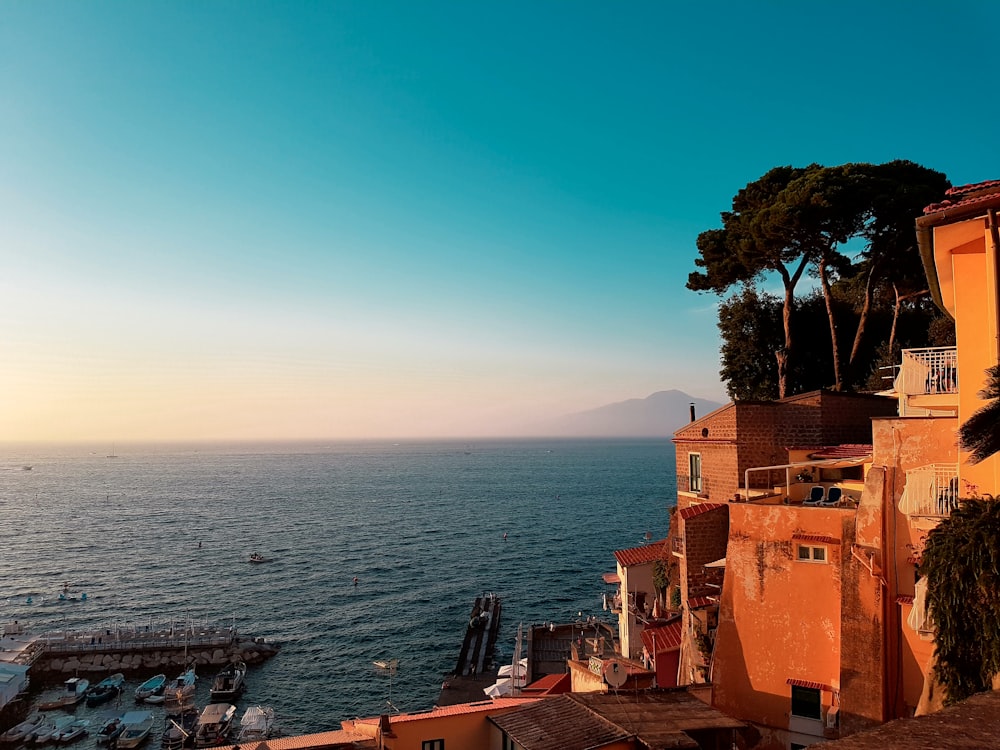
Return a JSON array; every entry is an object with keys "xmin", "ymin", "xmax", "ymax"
[{"xmin": 437, "ymin": 593, "xmax": 502, "ymax": 706}]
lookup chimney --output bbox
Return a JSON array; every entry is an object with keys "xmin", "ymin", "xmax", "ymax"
[{"xmin": 689, "ymin": 403, "xmax": 696, "ymax": 422}]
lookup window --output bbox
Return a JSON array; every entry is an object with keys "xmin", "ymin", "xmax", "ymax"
[
  {"xmin": 796, "ymin": 544, "xmax": 827, "ymax": 563},
  {"xmin": 689, "ymin": 453, "xmax": 702, "ymax": 493},
  {"xmin": 422, "ymin": 741, "xmax": 444, "ymax": 750},
  {"xmin": 791, "ymin": 685, "xmax": 822, "ymax": 720},
  {"xmin": 791, "ymin": 744, "xmax": 808, "ymax": 750}
]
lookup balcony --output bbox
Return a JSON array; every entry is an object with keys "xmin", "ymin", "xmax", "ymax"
[
  {"xmin": 899, "ymin": 463, "xmax": 960, "ymax": 519},
  {"xmin": 672, "ymin": 537, "xmax": 685, "ymax": 556},
  {"xmin": 896, "ymin": 347, "xmax": 958, "ymax": 417}
]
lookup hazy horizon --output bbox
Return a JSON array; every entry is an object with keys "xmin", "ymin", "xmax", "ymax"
[{"xmin": 3, "ymin": 3, "xmax": 999, "ymax": 442}]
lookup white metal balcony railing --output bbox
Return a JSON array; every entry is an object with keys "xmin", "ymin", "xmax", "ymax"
[
  {"xmin": 897, "ymin": 347, "xmax": 958, "ymax": 396},
  {"xmin": 899, "ymin": 463, "xmax": 960, "ymax": 518}
]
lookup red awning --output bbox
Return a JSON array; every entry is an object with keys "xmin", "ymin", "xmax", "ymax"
[
  {"xmin": 602, "ymin": 572, "xmax": 620, "ymax": 585},
  {"xmin": 787, "ymin": 678, "xmax": 834, "ymax": 692}
]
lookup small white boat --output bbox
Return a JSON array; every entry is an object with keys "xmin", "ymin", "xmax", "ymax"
[
  {"xmin": 134, "ymin": 674, "xmax": 167, "ymax": 702},
  {"xmin": 33, "ymin": 716, "xmax": 74, "ymax": 745},
  {"xmin": 0, "ymin": 714, "xmax": 43, "ymax": 743},
  {"xmin": 192, "ymin": 704, "xmax": 236, "ymax": 748},
  {"xmin": 236, "ymin": 707, "xmax": 274, "ymax": 743},
  {"xmin": 116, "ymin": 711, "xmax": 155, "ymax": 750},
  {"xmin": 53, "ymin": 718, "xmax": 89, "ymax": 744},
  {"xmin": 247, "ymin": 553, "xmax": 271, "ymax": 564}
]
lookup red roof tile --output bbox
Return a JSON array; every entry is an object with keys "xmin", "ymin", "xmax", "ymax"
[
  {"xmin": 602, "ymin": 572, "xmax": 620, "ymax": 585},
  {"xmin": 614, "ymin": 539, "xmax": 668, "ymax": 567},
  {"xmin": 678, "ymin": 503, "xmax": 727, "ymax": 521},
  {"xmin": 688, "ymin": 596, "xmax": 716, "ymax": 610},
  {"xmin": 925, "ymin": 180, "xmax": 1000, "ymax": 214},
  {"xmin": 897, "ymin": 595, "xmax": 915, "ymax": 606},
  {"xmin": 792, "ymin": 533, "xmax": 840, "ymax": 545},
  {"xmin": 641, "ymin": 620, "xmax": 683, "ymax": 654},
  {"xmin": 807, "ymin": 444, "xmax": 872, "ymax": 460},
  {"xmin": 787, "ymin": 677, "xmax": 834, "ymax": 692}
]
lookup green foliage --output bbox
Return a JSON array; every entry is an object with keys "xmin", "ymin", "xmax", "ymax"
[
  {"xmin": 958, "ymin": 366, "xmax": 1000, "ymax": 465},
  {"xmin": 691, "ymin": 160, "xmax": 950, "ymax": 398},
  {"xmin": 653, "ymin": 559, "xmax": 670, "ymax": 592},
  {"xmin": 922, "ymin": 498, "xmax": 1000, "ymax": 702}
]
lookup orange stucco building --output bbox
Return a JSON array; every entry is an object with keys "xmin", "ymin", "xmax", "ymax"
[{"xmin": 666, "ymin": 180, "xmax": 1000, "ymax": 750}]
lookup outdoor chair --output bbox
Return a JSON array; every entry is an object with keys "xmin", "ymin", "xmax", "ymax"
[
  {"xmin": 804, "ymin": 486, "xmax": 824, "ymax": 506},
  {"xmin": 821, "ymin": 487, "xmax": 843, "ymax": 506}
]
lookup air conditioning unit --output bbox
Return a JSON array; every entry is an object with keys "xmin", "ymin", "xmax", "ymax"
[{"xmin": 825, "ymin": 706, "xmax": 839, "ymax": 729}]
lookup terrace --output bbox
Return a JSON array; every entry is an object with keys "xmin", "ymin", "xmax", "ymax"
[
  {"xmin": 899, "ymin": 463, "xmax": 960, "ymax": 521},
  {"xmin": 894, "ymin": 346, "xmax": 959, "ymax": 417},
  {"xmin": 738, "ymin": 448, "xmax": 869, "ymax": 508}
]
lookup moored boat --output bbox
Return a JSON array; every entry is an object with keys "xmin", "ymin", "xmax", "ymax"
[
  {"xmin": 116, "ymin": 711, "xmax": 155, "ymax": 750},
  {"xmin": 86, "ymin": 673, "xmax": 124, "ymax": 707},
  {"xmin": 192, "ymin": 704, "xmax": 236, "ymax": 748},
  {"xmin": 208, "ymin": 661, "xmax": 246, "ymax": 702},
  {"xmin": 247, "ymin": 553, "xmax": 271, "ymax": 563},
  {"xmin": 94, "ymin": 716, "xmax": 125, "ymax": 745},
  {"xmin": 38, "ymin": 678, "xmax": 90, "ymax": 710},
  {"xmin": 0, "ymin": 714, "xmax": 43, "ymax": 744},
  {"xmin": 53, "ymin": 718, "xmax": 89, "ymax": 744},
  {"xmin": 160, "ymin": 711, "xmax": 197, "ymax": 750},
  {"xmin": 134, "ymin": 674, "xmax": 167, "ymax": 702},
  {"xmin": 236, "ymin": 707, "xmax": 274, "ymax": 743},
  {"xmin": 32, "ymin": 716, "xmax": 74, "ymax": 745},
  {"xmin": 161, "ymin": 669, "xmax": 196, "ymax": 713}
]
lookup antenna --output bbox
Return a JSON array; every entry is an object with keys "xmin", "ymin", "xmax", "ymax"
[{"xmin": 373, "ymin": 659, "xmax": 399, "ymax": 713}]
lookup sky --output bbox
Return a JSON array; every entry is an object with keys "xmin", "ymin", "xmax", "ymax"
[{"xmin": 3, "ymin": 2, "xmax": 1000, "ymax": 443}]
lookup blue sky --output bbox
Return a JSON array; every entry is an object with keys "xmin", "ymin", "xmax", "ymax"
[{"xmin": 3, "ymin": 2, "xmax": 999, "ymax": 441}]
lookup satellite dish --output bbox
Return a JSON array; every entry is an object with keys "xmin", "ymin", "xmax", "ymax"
[{"xmin": 602, "ymin": 659, "xmax": 627, "ymax": 689}]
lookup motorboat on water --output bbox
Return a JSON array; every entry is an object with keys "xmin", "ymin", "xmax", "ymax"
[
  {"xmin": 134, "ymin": 674, "xmax": 167, "ymax": 702},
  {"xmin": 39, "ymin": 678, "xmax": 90, "ymax": 710},
  {"xmin": 0, "ymin": 714, "xmax": 43, "ymax": 743},
  {"xmin": 87, "ymin": 673, "xmax": 125, "ymax": 706},
  {"xmin": 160, "ymin": 710, "xmax": 197, "ymax": 750},
  {"xmin": 247, "ymin": 553, "xmax": 271, "ymax": 563},
  {"xmin": 95, "ymin": 715, "xmax": 125, "ymax": 745},
  {"xmin": 236, "ymin": 707, "xmax": 274, "ymax": 743},
  {"xmin": 116, "ymin": 711, "xmax": 155, "ymax": 750},
  {"xmin": 161, "ymin": 668, "xmax": 197, "ymax": 713},
  {"xmin": 192, "ymin": 704, "xmax": 236, "ymax": 748},
  {"xmin": 32, "ymin": 716, "xmax": 74, "ymax": 745},
  {"xmin": 53, "ymin": 718, "xmax": 90, "ymax": 744},
  {"xmin": 208, "ymin": 661, "xmax": 246, "ymax": 702}
]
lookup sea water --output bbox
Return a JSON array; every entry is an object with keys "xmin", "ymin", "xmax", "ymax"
[{"xmin": 0, "ymin": 439, "xmax": 675, "ymax": 734}]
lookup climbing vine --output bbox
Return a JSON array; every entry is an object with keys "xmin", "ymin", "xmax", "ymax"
[{"xmin": 921, "ymin": 497, "xmax": 1000, "ymax": 703}]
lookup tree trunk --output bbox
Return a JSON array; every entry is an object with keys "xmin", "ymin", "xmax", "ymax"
[
  {"xmin": 848, "ymin": 264, "xmax": 878, "ymax": 386},
  {"xmin": 819, "ymin": 260, "xmax": 842, "ymax": 391},
  {"xmin": 775, "ymin": 257, "xmax": 810, "ymax": 399}
]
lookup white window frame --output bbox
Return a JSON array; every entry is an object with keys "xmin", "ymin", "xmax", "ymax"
[
  {"xmin": 796, "ymin": 544, "xmax": 827, "ymax": 563},
  {"xmin": 689, "ymin": 452, "xmax": 702, "ymax": 493}
]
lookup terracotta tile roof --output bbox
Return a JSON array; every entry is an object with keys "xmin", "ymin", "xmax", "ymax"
[
  {"xmin": 641, "ymin": 619, "xmax": 683, "ymax": 654},
  {"xmin": 688, "ymin": 596, "xmax": 716, "ymax": 609},
  {"xmin": 602, "ymin": 572, "xmax": 620, "ymax": 585},
  {"xmin": 488, "ymin": 694, "xmax": 632, "ymax": 750},
  {"xmin": 614, "ymin": 539, "xmax": 668, "ymax": 567},
  {"xmin": 787, "ymin": 677, "xmax": 834, "ymax": 692},
  {"xmin": 678, "ymin": 503, "xmax": 727, "ymax": 521},
  {"xmin": 357, "ymin": 697, "xmax": 536, "ymax": 724},
  {"xmin": 490, "ymin": 690, "xmax": 744, "ymax": 750},
  {"xmin": 792, "ymin": 533, "xmax": 841, "ymax": 545},
  {"xmin": 813, "ymin": 687, "xmax": 1000, "ymax": 748},
  {"xmin": 214, "ymin": 729, "xmax": 375, "ymax": 750},
  {"xmin": 807, "ymin": 444, "xmax": 872, "ymax": 460},
  {"xmin": 924, "ymin": 180, "xmax": 1000, "ymax": 214}
]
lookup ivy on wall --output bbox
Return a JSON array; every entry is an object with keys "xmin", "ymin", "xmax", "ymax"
[{"xmin": 922, "ymin": 497, "xmax": 1000, "ymax": 703}]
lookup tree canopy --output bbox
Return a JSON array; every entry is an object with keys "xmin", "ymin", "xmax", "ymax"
[{"xmin": 689, "ymin": 161, "xmax": 951, "ymax": 400}]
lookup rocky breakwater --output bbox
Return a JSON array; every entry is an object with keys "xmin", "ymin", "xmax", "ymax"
[{"xmin": 33, "ymin": 637, "xmax": 279, "ymax": 683}]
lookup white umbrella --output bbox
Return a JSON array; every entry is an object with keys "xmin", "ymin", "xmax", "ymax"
[{"xmin": 483, "ymin": 678, "xmax": 512, "ymax": 698}]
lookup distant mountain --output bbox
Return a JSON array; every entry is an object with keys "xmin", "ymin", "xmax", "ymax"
[{"xmin": 538, "ymin": 390, "xmax": 725, "ymax": 438}]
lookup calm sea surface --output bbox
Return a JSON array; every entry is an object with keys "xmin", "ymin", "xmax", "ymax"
[{"xmin": 0, "ymin": 439, "xmax": 675, "ymax": 735}]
